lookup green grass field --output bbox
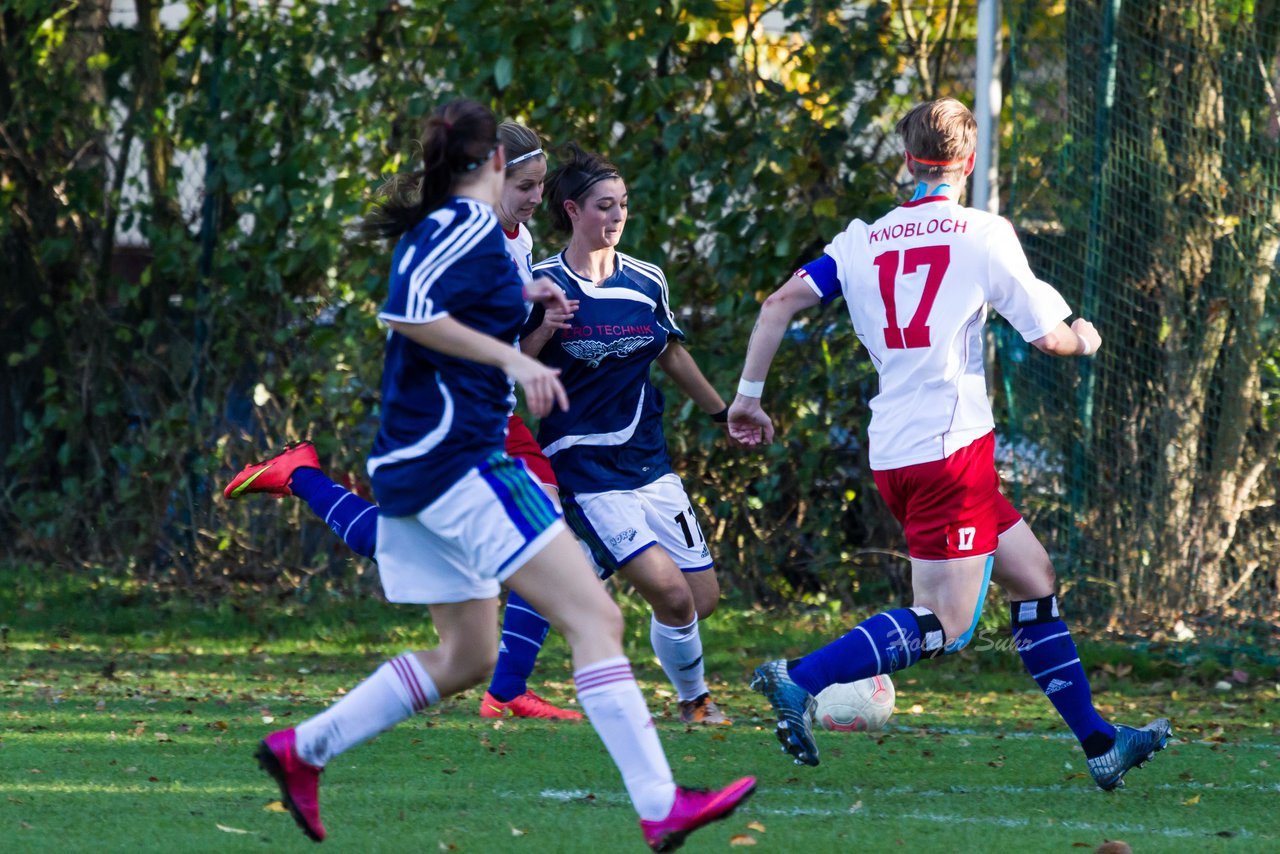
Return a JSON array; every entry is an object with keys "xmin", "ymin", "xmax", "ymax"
[{"xmin": 3, "ymin": 570, "xmax": 1277, "ymax": 852}]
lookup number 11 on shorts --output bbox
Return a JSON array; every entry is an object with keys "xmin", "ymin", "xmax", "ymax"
[{"xmin": 674, "ymin": 506, "xmax": 703, "ymax": 549}]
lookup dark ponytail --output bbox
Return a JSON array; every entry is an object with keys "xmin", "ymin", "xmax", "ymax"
[
  {"xmin": 544, "ymin": 142, "xmax": 621, "ymax": 234},
  {"xmin": 358, "ymin": 98, "xmax": 498, "ymax": 242}
]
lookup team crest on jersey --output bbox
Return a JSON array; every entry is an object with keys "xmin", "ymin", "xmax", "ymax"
[{"xmin": 562, "ymin": 335, "xmax": 652, "ymax": 368}]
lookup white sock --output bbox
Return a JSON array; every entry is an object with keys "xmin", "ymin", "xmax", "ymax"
[
  {"xmin": 295, "ymin": 652, "xmax": 439, "ymax": 767},
  {"xmin": 575, "ymin": 656, "xmax": 676, "ymax": 821},
  {"xmin": 650, "ymin": 614, "xmax": 708, "ymax": 702}
]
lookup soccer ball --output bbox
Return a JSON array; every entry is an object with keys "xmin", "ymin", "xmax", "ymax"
[{"xmin": 812, "ymin": 675, "xmax": 895, "ymax": 732}]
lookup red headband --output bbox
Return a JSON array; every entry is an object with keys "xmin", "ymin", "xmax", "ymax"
[{"xmin": 906, "ymin": 152, "xmax": 965, "ymax": 167}]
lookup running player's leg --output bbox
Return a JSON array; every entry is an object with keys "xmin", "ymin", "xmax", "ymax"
[
  {"xmin": 294, "ymin": 598, "xmax": 498, "ymax": 768},
  {"xmin": 993, "ymin": 520, "xmax": 1169, "ymax": 788},
  {"xmin": 621, "ymin": 548, "xmax": 721, "ymax": 718},
  {"xmin": 753, "ymin": 556, "xmax": 988, "ymax": 767},
  {"xmin": 257, "ymin": 598, "xmax": 497, "ymax": 841},
  {"xmin": 224, "ymin": 441, "xmax": 377, "ymax": 559},
  {"xmin": 506, "ymin": 532, "xmax": 755, "ymax": 849},
  {"xmin": 564, "ymin": 484, "xmax": 728, "ymax": 724},
  {"xmin": 787, "ymin": 555, "xmax": 990, "ymax": 692},
  {"xmin": 636, "ymin": 475, "xmax": 728, "ymax": 724}
]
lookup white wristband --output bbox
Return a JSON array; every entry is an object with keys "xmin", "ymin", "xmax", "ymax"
[
  {"xmin": 1079, "ymin": 336, "xmax": 1096, "ymax": 356},
  {"xmin": 737, "ymin": 378, "xmax": 765, "ymax": 398}
]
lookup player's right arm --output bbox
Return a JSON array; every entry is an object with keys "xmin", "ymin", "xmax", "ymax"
[
  {"xmin": 1030, "ymin": 317, "xmax": 1102, "ymax": 358},
  {"xmin": 985, "ymin": 219, "xmax": 1101, "ymax": 358},
  {"xmin": 728, "ymin": 275, "xmax": 822, "ymax": 445}
]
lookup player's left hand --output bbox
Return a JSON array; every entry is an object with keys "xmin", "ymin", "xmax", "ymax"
[
  {"xmin": 524, "ymin": 277, "xmax": 571, "ymax": 316},
  {"xmin": 728, "ymin": 396, "xmax": 774, "ymax": 445}
]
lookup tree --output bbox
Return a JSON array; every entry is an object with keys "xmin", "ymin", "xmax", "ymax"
[{"xmin": 1047, "ymin": 0, "xmax": 1280, "ymax": 616}]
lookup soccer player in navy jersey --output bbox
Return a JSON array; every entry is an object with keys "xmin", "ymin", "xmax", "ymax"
[
  {"xmin": 253, "ymin": 99, "xmax": 754, "ymax": 849},
  {"xmin": 729, "ymin": 98, "xmax": 1170, "ymax": 789},
  {"xmin": 224, "ymin": 121, "xmax": 583, "ymax": 721},
  {"xmin": 522, "ymin": 143, "xmax": 735, "ymax": 726}
]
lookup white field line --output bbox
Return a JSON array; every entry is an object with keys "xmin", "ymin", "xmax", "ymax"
[
  {"xmin": 885, "ymin": 723, "xmax": 1280, "ymax": 750},
  {"xmin": 535, "ymin": 789, "xmax": 1265, "ymax": 841}
]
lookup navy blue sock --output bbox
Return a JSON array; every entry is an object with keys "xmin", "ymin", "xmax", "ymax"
[
  {"xmin": 1011, "ymin": 596, "xmax": 1116, "ymax": 756},
  {"xmin": 487, "ymin": 590, "xmax": 551, "ymax": 701},
  {"xmin": 788, "ymin": 608, "xmax": 930, "ymax": 696},
  {"xmin": 289, "ymin": 468, "xmax": 377, "ymax": 560}
]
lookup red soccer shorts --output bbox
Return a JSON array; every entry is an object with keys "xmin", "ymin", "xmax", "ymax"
[
  {"xmin": 872, "ymin": 431, "xmax": 1022, "ymax": 561},
  {"xmin": 505, "ymin": 415, "xmax": 557, "ymax": 489}
]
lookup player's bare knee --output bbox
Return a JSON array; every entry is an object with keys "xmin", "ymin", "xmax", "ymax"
[
  {"xmin": 593, "ymin": 598, "xmax": 624, "ymax": 641},
  {"xmin": 693, "ymin": 587, "xmax": 718, "ymax": 619},
  {"xmin": 559, "ymin": 598, "xmax": 624, "ymax": 650},
  {"xmin": 647, "ymin": 584, "xmax": 695, "ymax": 624},
  {"xmin": 442, "ymin": 643, "xmax": 497, "ymax": 686},
  {"xmin": 1041, "ymin": 561, "xmax": 1057, "ymax": 590}
]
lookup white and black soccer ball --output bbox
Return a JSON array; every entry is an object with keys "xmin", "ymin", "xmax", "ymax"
[{"xmin": 812, "ymin": 675, "xmax": 895, "ymax": 732}]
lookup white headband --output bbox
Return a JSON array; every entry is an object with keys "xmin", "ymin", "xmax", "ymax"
[{"xmin": 505, "ymin": 148, "xmax": 544, "ymax": 169}]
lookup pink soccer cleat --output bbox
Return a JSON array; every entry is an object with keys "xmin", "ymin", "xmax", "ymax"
[
  {"xmin": 256, "ymin": 728, "xmax": 325, "ymax": 842},
  {"xmin": 640, "ymin": 776, "xmax": 757, "ymax": 852},
  {"xmin": 224, "ymin": 441, "xmax": 320, "ymax": 499},
  {"xmin": 479, "ymin": 689, "xmax": 584, "ymax": 720}
]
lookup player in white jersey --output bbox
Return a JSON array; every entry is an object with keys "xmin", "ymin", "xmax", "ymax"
[
  {"xmin": 224, "ymin": 122, "xmax": 584, "ymax": 721},
  {"xmin": 251, "ymin": 99, "xmax": 754, "ymax": 850},
  {"xmin": 523, "ymin": 143, "xmax": 736, "ymax": 725},
  {"xmin": 730, "ymin": 98, "xmax": 1169, "ymax": 788}
]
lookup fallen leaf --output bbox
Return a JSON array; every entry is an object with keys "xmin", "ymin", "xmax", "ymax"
[
  {"xmin": 1183, "ymin": 794, "xmax": 1201, "ymax": 806},
  {"xmin": 729, "ymin": 835, "xmax": 757, "ymax": 846},
  {"xmin": 216, "ymin": 824, "xmax": 250, "ymax": 834},
  {"xmin": 848, "ymin": 800, "xmax": 863, "ymax": 813},
  {"xmin": 510, "ymin": 827, "xmax": 526, "ymax": 837},
  {"xmin": 264, "ymin": 801, "xmax": 289, "ymax": 813},
  {"xmin": 746, "ymin": 821, "xmax": 766, "ymax": 832}
]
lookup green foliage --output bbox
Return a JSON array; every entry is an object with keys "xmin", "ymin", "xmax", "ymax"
[
  {"xmin": 7, "ymin": 1, "xmax": 1276, "ymax": 622},
  {"xmin": 1, "ymin": 1, "xmax": 913, "ymax": 601}
]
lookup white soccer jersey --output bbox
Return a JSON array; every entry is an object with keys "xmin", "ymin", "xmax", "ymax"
[
  {"xmin": 801, "ymin": 195, "xmax": 1071, "ymax": 470},
  {"xmin": 503, "ymin": 222, "xmax": 534, "ymax": 286}
]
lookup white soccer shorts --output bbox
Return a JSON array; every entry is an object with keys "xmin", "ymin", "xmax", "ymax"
[
  {"xmin": 561, "ymin": 473, "xmax": 713, "ymax": 581},
  {"xmin": 375, "ymin": 455, "xmax": 565, "ymax": 604}
]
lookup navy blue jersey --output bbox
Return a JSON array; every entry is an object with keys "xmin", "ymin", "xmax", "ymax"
[
  {"xmin": 525, "ymin": 251, "xmax": 685, "ymax": 494},
  {"xmin": 367, "ymin": 197, "xmax": 525, "ymax": 515}
]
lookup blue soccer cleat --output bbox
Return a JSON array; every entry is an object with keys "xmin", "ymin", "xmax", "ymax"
[
  {"xmin": 750, "ymin": 660, "xmax": 819, "ymax": 767},
  {"xmin": 1087, "ymin": 718, "xmax": 1172, "ymax": 791}
]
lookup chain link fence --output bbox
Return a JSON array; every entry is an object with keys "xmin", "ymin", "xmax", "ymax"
[{"xmin": 999, "ymin": 0, "xmax": 1280, "ymax": 624}]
